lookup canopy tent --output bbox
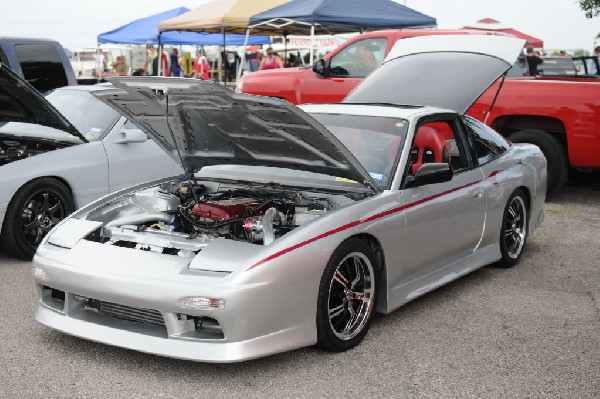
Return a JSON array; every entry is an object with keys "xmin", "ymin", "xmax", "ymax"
[
  {"xmin": 242, "ymin": 0, "xmax": 436, "ymax": 78},
  {"xmin": 97, "ymin": 7, "xmax": 270, "ymax": 46},
  {"xmin": 248, "ymin": 0, "xmax": 437, "ymax": 35},
  {"xmin": 159, "ymin": 1, "xmax": 288, "ymax": 83},
  {"xmin": 462, "ymin": 18, "xmax": 543, "ymax": 48},
  {"xmin": 159, "ymin": 0, "xmax": 290, "ymax": 34}
]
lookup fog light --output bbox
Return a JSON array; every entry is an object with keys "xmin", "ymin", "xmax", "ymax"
[
  {"xmin": 33, "ymin": 267, "xmax": 50, "ymax": 281},
  {"xmin": 177, "ymin": 296, "xmax": 225, "ymax": 310}
]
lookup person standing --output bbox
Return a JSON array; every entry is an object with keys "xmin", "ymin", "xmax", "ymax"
[
  {"xmin": 193, "ymin": 49, "xmax": 210, "ymax": 80},
  {"xmin": 259, "ymin": 47, "xmax": 283, "ymax": 70},
  {"xmin": 115, "ymin": 56, "xmax": 129, "ymax": 76},
  {"xmin": 170, "ymin": 48, "xmax": 181, "ymax": 77},
  {"xmin": 525, "ymin": 45, "xmax": 543, "ymax": 76}
]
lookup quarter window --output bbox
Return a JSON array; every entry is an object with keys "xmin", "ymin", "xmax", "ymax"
[{"xmin": 463, "ymin": 116, "xmax": 509, "ymax": 165}]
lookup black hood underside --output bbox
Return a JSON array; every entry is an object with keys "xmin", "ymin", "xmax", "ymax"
[{"xmin": 93, "ymin": 77, "xmax": 377, "ymax": 189}]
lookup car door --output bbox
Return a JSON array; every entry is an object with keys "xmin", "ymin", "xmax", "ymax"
[
  {"xmin": 301, "ymin": 37, "xmax": 388, "ymax": 104},
  {"xmin": 400, "ymin": 116, "xmax": 486, "ymax": 281},
  {"xmin": 101, "ymin": 118, "xmax": 183, "ymax": 192}
]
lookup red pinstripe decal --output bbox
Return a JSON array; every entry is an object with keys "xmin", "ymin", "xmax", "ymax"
[{"xmin": 246, "ymin": 171, "xmax": 502, "ymax": 271}]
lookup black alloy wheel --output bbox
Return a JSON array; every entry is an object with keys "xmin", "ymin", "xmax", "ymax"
[
  {"xmin": 497, "ymin": 189, "xmax": 528, "ymax": 268},
  {"xmin": 316, "ymin": 238, "xmax": 379, "ymax": 352},
  {"xmin": 1, "ymin": 178, "xmax": 74, "ymax": 260}
]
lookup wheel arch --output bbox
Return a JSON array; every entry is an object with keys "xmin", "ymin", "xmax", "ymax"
[
  {"xmin": 515, "ymin": 185, "xmax": 532, "ymax": 230},
  {"xmin": 1, "ymin": 176, "xmax": 75, "ymax": 233},
  {"xmin": 491, "ymin": 115, "xmax": 568, "ymax": 151},
  {"xmin": 346, "ymin": 233, "xmax": 388, "ymax": 311}
]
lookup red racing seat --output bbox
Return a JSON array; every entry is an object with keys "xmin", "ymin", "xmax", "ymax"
[{"xmin": 410, "ymin": 126, "xmax": 452, "ymax": 174}]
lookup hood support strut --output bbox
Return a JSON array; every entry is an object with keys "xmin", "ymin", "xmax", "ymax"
[{"xmin": 484, "ymin": 72, "xmax": 507, "ymax": 124}]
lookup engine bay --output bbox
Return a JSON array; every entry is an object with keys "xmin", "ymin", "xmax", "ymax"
[
  {"xmin": 83, "ymin": 178, "xmax": 356, "ymax": 256},
  {"xmin": 0, "ymin": 136, "xmax": 68, "ymax": 166}
]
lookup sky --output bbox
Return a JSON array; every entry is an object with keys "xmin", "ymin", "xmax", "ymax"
[{"xmin": 1, "ymin": 0, "xmax": 598, "ymax": 51}]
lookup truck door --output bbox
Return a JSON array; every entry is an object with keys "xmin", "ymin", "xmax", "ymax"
[{"xmin": 301, "ymin": 37, "xmax": 388, "ymax": 104}]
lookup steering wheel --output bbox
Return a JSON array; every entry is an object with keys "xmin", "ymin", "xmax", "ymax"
[{"xmin": 350, "ymin": 62, "xmax": 375, "ymax": 77}]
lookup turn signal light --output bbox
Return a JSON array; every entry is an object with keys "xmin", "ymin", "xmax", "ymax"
[{"xmin": 177, "ymin": 296, "xmax": 225, "ymax": 310}]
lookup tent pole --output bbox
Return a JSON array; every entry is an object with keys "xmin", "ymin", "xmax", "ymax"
[
  {"xmin": 222, "ymin": 25, "xmax": 227, "ymax": 85},
  {"xmin": 235, "ymin": 27, "xmax": 250, "ymax": 90},
  {"xmin": 284, "ymin": 31, "xmax": 288, "ymax": 67},
  {"xmin": 158, "ymin": 33, "xmax": 162, "ymax": 76},
  {"xmin": 310, "ymin": 24, "xmax": 316, "ymax": 65}
]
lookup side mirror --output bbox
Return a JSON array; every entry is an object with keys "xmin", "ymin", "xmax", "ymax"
[
  {"xmin": 412, "ymin": 163, "xmax": 453, "ymax": 187},
  {"xmin": 113, "ymin": 128, "xmax": 148, "ymax": 144},
  {"xmin": 312, "ymin": 59, "xmax": 327, "ymax": 77}
]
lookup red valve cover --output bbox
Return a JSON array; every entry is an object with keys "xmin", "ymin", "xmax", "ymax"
[{"xmin": 191, "ymin": 198, "xmax": 262, "ymax": 221}]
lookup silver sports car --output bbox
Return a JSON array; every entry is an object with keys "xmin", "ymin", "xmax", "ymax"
[
  {"xmin": 0, "ymin": 65, "xmax": 182, "ymax": 259},
  {"xmin": 32, "ymin": 36, "xmax": 546, "ymax": 362}
]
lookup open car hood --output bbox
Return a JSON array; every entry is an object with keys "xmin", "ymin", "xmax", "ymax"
[
  {"xmin": 93, "ymin": 77, "xmax": 379, "ymax": 191},
  {"xmin": 345, "ymin": 35, "xmax": 526, "ymax": 114},
  {"xmin": 0, "ymin": 63, "xmax": 85, "ymax": 142}
]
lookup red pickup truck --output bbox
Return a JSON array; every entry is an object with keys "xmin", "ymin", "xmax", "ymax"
[{"xmin": 239, "ymin": 29, "xmax": 600, "ymax": 195}]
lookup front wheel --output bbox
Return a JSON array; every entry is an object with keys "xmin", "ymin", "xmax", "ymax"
[
  {"xmin": 316, "ymin": 238, "xmax": 379, "ymax": 352},
  {"xmin": 0, "ymin": 178, "xmax": 74, "ymax": 260},
  {"xmin": 497, "ymin": 189, "xmax": 528, "ymax": 268}
]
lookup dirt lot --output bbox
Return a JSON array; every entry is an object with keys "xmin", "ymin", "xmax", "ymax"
[{"xmin": 0, "ymin": 176, "xmax": 598, "ymax": 398}]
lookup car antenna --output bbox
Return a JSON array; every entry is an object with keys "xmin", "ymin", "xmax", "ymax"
[
  {"xmin": 484, "ymin": 72, "xmax": 507, "ymax": 124},
  {"xmin": 165, "ymin": 90, "xmax": 199, "ymax": 203}
]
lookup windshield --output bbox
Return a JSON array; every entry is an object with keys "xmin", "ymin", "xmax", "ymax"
[
  {"xmin": 0, "ymin": 88, "xmax": 119, "ymax": 143},
  {"xmin": 310, "ymin": 113, "xmax": 408, "ymax": 189},
  {"xmin": 197, "ymin": 114, "xmax": 407, "ymax": 191}
]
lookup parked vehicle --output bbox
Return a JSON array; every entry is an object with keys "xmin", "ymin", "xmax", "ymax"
[
  {"xmin": 572, "ymin": 55, "xmax": 599, "ymax": 75},
  {"xmin": 536, "ymin": 56, "xmax": 577, "ymax": 76},
  {"xmin": 0, "ymin": 64, "xmax": 183, "ymax": 259},
  {"xmin": 32, "ymin": 36, "xmax": 546, "ymax": 362},
  {"xmin": 0, "ymin": 37, "xmax": 77, "ymax": 92},
  {"xmin": 239, "ymin": 29, "xmax": 600, "ymax": 196}
]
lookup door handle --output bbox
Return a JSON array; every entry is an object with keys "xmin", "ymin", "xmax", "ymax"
[{"xmin": 472, "ymin": 188, "xmax": 484, "ymax": 199}]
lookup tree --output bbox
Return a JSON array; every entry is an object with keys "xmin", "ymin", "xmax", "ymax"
[{"xmin": 579, "ymin": 0, "xmax": 600, "ymax": 18}]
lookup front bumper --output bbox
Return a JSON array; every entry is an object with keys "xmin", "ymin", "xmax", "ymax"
[{"xmin": 32, "ymin": 241, "xmax": 316, "ymax": 362}]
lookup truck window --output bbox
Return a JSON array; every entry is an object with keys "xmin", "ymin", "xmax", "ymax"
[
  {"xmin": 329, "ymin": 38, "xmax": 387, "ymax": 78},
  {"xmin": 14, "ymin": 43, "xmax": 69, "ymax": 92}
]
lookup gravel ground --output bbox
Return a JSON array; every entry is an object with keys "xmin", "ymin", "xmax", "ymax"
[{"xmin": 0, "ymin": 177, "xmax": 598, "ymax": 398}]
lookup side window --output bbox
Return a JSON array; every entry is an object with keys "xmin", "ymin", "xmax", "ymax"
[
  {"xmin": 409, "ymin": 120, "xmax": 468, "ymax": 175},
  {"xmin": 462, "ymin": 116, "xmax": 509, "ymax": 166},
  {"xmin": 14, "ymin": 43, "xmax": 69, "ymax": 92},
  {"xmin": 329, "ymin": 38, "xmax": 387, "ymax": 78}
]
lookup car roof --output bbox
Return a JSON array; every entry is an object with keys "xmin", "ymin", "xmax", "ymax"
[{"xmin": 300, "ymin": 103, "xmax": 454, "ymax": 120}]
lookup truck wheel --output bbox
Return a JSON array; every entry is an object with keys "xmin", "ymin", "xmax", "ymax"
[
  {"xmin": 0, "ymin": 178, "xmax": 74, "ymax": 260},
  {"xmin": 509, "ymin": 129, "xmax": 567, "ymax": 198}
]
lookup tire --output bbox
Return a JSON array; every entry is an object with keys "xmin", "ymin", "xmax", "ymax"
[
  {"xmin": 497, "ymin": 189, "xmax": 528, "ymax": 268},
  {"xmin": 508, "ymin": 129, "xmax": 567, "ymax": 198},
  {"xmin": 0, "ymin": 178, "xmax": 74, "ymax": 260},
  {"xmin": 316, "ymin": 238, "xmax": 379, "ymax": 352}
]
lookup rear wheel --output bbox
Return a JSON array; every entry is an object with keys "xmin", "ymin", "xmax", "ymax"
[
  {"xmin": 0, "ymin": 178, "xmax": 74, "ymax": 260},
  {"xmin": 316, "ymin": 238, "xmax": 379, "ymax": 352},
  {"xmin": 508, "ymin": 129, "xmax": 567, "ymax": 198},
  {"xmin": 497, "ymin": 189, "xmax": 528, "ymax": 268}
]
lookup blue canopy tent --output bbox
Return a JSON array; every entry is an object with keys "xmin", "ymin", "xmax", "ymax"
[
  {"xmin": 247, "ymin": 0, "xmax": 436, "ymax": 64},
  {"xmin": 97, "ymin": 7, "xmax": 271, "ymax": 46},
  {"xmin": 249, "ymin": 0, "xmax": 436, "ymax": 34}
]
